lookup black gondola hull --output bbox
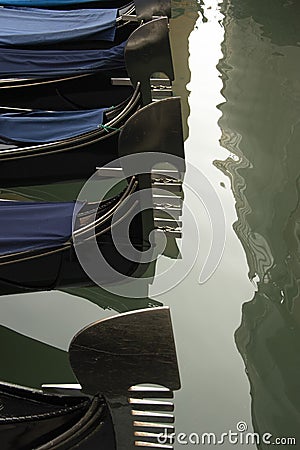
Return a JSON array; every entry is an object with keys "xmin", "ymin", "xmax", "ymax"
[
  {"xmin": 0, "ymin": 134, "xmax": 120, "ymax": 187},
  {"xmin": 0, "ymin": 74, "xmax": 139, "ymax": 186},
  {"xmin": 0, "ymin": 234, "xmax": 150, "ymax": 295},
  {"xmin": 0, "ymin": 69, "xmax": 131, "ymax": 110},
  {"xmin": 0, "ymin": 383, "xmax": 115, "ymax": 450},
  {"xmin": 0, "ymin": 194, "xmax": 151, "ymax": 296}
]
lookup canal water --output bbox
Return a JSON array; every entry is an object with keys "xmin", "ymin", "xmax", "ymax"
[{"xmin": 1, "ymin": 0, "xmax": 300, "ymax": 448}]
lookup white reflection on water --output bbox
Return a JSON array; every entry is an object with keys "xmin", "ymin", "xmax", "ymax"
[{"xmin": 151, "ymin": 1, "xmax": 257, "ymax": 447}]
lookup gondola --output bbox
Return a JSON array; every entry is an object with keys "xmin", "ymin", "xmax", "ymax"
[
  {"xmin": 0, "ymin": 176, "xmax": 151, "ymax": 294},
  {"xmin": 0, "ymin": 20, "xmax": 178, "ymax": 187},
  {"xmin": 0, "ymin": 0, "xmax": 174, "ymax": 101},
  {"xmin": 0, "ymin": 16, "xmax": 174, "ymax": 108},
  {"xmin": 0, "ymin": 0, "xmax": 171, "ymax": 19},
  {"xmin": 0, "ymin": 5, "xmax": 131, "ymax": 48},
  {"xmin": 0, "ymin": 0, "xmax": 153, "ymax": 51},
  {"xmin": 0, "ymin": 98, "xmax": 184, "ymax": 295},
  {"xmin": 0, "ymin": 307, "xmax": 181, "ymax": 449},
  {"xmin": 0, "ymin": 85, "xmax": 141, "ymax": 186}
]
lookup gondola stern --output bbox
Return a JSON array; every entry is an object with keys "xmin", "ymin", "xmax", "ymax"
[
  {"xmin": 125, "ymin": 17, "xmax": 174, "ymax": 105},
  {"xmin": 69, "ymin": 307, "xmax": 181, "ymax": 449}
]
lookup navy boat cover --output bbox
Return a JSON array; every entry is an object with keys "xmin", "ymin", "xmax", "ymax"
[
  {"xmin": 0, "ymin": 0, "xmax": 107, "ymax": 4},
  {"xmin": 0, "ymin": 7, "xmax": 117, "ymax": 46},
  {"xmin": 0, "ymin": 201, "xmax": 84, "ymax": 255},
  {"xmin": 0, "ymin": 40, "xmax": 126, "ymax": 78},
  {"xmin": 0, "ymin": 108, "xmax": 107, "ymax": 143}
]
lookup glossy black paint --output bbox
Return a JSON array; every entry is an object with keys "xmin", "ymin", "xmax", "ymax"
[
  {"xmin": 70, "ymin": 307, "xmax": 180, "ymax": 449},
  {"xmin": 0, "ymin": 383, "xmax": 115, "ymax": 450}
]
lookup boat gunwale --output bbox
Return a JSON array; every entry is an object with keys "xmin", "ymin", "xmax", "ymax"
[
  {"xmin": 0, "ymin": 83, "xmax": 141, "ymax": 160},
  {"xmin": 0, "ymin": 176, "xmax": 139, "ymax": 265}
]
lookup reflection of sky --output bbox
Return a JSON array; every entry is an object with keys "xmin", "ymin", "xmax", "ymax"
[{"xmin": 151, "ymin": 1, "xmax": 257, "ymax": 448}]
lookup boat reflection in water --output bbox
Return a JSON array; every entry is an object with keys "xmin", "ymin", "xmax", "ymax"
[
  {"xmin": 216, "ymin": 0, "xmax": 300, "ymax": 446},
  {"xmin": 169, "ymin": 0, "xmax": 199, "ymax": 140}
]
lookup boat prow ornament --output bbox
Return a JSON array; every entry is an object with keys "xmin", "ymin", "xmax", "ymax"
[{"xmin": 69, "ymin": 306, "xmax": 181, "ymax": 449}]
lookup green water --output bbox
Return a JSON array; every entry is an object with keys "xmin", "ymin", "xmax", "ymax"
[{"xmin": 1, "ymin": 0, "xmax": 300, "ymax": 448}]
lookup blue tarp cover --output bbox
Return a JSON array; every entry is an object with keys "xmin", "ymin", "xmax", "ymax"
[
  {"xmin": 0, "ymin": 40, "xmax": 126, "ymax": 77},
  {"xmin": 0, "ymin": 200, "xmax": 84, "ymax": 255},
  {"xmin": 0, "ymin": 0, "xmax": 107, "ymax": 4},
  {"xmin": 0, "ymin": 108, "xmax": 107, "ymax": 143},
  {"xmin": 0, "ymin": 7, "xmax": 117, "ymax": 46}
]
